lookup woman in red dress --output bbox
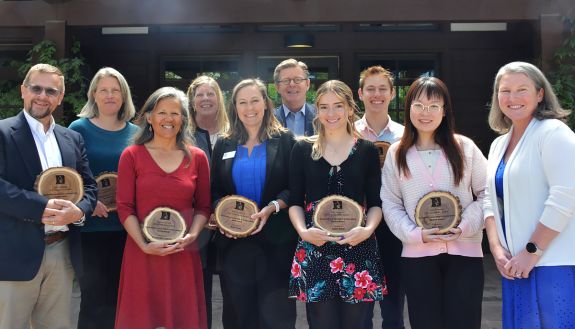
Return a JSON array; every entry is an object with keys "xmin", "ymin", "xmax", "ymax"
[{"xmin": 115, "ymin": 87, "xmax": 210, "ymax": 329}]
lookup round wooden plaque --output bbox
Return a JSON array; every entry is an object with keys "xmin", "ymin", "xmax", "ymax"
[
  {"xmin": 214, "ymin": 195, "xmax": 259, "ymax": 238},
  {"xmin": 313, "ymin": 195, "xmax": 364, "ymax": 236},
  {"xmin": 95, "ymin": 172, "xmax": 118, "ymax": 211},
  {"xmin": 374, "ymin": 141, "xmax": 391, "ymax": 168},
  {"xmin": 142, "ymin": 207, "xmax": 187, "ymax": 243},
  {"xmin": 35, "ymin": 167, "xmax": 84, "ymax": 203},
  {"xmin": 415, "ymin": 191, "xmax": 462, "ymax": 234}
]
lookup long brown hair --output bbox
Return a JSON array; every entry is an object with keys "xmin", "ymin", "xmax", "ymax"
[
  {"xmin": 133, "ymin": 87, "xmax": 193, "ymax": 162},
  {"xmin": 225, "ymin": 78, "xmax": 286, "ymax": 144},
  {"xmin": 395, "ymin": 77, "xmax": 464, "ymax": 185}
]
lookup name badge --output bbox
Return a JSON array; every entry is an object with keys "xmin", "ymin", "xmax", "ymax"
[{"xmin": 223, "ymin": 151, "xmax": 236, "ymax": 160}]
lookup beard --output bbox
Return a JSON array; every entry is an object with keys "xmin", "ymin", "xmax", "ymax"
[{"xmin": 26, "ymin": 103, "xmax": 54, "ymax": 121}]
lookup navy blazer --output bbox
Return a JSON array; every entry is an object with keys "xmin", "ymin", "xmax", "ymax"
[
  {"xmin": 210, "ymin": 130, "xmax": 297, "ymax": 248},
  {"xmin": 0, "ymin": 111, "xmax": 97, "ymax": 280},
  {"xmin": 274, "ymin": 103, "xmax": 316, "ymax": 137}
]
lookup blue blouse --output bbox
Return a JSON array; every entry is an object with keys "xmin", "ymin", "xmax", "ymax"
[
  {"xmin": 495, "ymin": 156, "xmax": 506, "ymax": 241},
  {"xmin": 232, "ymin": 142, "xmax": 267, "ymax": 206}
]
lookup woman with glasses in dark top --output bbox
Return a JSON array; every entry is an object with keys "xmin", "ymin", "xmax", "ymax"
[{"xmin": 380, "ymin": 77, "xmax": 487, "ymax": 329}]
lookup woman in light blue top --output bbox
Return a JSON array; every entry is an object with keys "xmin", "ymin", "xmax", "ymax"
[{"xmin": 68, "ymin": 67, "xmax": 138, "ymax": 329}]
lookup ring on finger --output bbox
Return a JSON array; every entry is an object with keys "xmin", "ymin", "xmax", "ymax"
[{"xmin": 326, "ymin": 232, "xmax": 331, "ymax": 237}]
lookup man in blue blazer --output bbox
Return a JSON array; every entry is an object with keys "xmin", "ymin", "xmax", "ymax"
[
  {"xmin": 273, "ymin": 58, "xmax": 316, "ymax": 136},
  {"xmin": 0, "ymin": 64, "xmax": 97, "ymax": 329}
]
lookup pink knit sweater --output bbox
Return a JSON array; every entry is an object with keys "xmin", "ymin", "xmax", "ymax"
[{"xmin": 381, "ymin": 135, "xmax": 487, "ymax": 258}]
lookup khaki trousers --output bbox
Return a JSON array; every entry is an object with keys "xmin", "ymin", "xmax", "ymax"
[{"xmin": 0, "ymin": 238, "xmax": 75, "ymax": 329}]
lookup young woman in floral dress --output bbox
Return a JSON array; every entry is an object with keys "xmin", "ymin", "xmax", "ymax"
[{"xmin": 288, "ymin": 80, "xmax": 386, "ymax": 329}]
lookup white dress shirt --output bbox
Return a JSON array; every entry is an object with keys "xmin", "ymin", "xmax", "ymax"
[{"xmin": 23, "ymin": 110, "xmax": 67, "ymax": 233}]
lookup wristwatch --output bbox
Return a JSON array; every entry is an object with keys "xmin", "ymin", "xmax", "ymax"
[
  {"xmin": 268, "ymin": 200, "xmax": 280, "ymax": 214},
  {"xmin": 525, "ymin": 242, "xmax": 543, "ymax": 256}
]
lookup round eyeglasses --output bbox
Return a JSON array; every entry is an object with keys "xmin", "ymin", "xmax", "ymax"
[{"xmin": 410, "ymin": 102, "xmax": 443, "ymax": 114}]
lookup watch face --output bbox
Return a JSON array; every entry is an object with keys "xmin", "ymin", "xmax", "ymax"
[{"xmin": 526, "ymin": 242, "xmax": 537, "ymax": 253}]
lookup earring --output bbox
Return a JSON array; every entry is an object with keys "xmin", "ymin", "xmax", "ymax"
[{"xmin": 148, "ymin": 125, "xmax": 153, "ymax": 132}]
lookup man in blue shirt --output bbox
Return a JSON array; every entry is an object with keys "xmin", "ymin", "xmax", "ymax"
[{"xmin": 273, "ymin": 58, "xmax": 316, "ymax": 136}]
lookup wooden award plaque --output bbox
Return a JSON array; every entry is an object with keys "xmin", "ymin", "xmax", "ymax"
[
  {"xmin": 415, "ymin": 191, "xmax": 462, "ymax": 234},
  {"xmin": 374, "ymin": 141, "xmax": 391, "ymax": 168},
  {"xmin": 214, "ymin": 195, "xmax": 259, "ymax": 238},
  {"xmin": 95, "ymin": 172, "xmax": 118, "ymax": 211},
  {"xmin": 142, "ymin": 207, "xmax": 187, "ymax": 243},
  {"xmin": 313, "ymin": 195, "xmax": 364, "ymax": 236},
  {"xmin": 35, "ymin": 167, "xmax": 84, "ymax": 203}
]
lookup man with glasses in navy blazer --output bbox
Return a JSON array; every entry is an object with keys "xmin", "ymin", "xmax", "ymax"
[
  {"xmin": 273, "ymin": 58, "xmax": 316, "ymax": 137},
  {"xmin": 0, "ymin": 63, "xmax": 97, "ymax": 329}
]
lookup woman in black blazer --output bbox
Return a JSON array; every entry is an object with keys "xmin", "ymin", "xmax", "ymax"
[{"xmin": 211, "ymin": 78, "xmax": 297, "ymax": 329}]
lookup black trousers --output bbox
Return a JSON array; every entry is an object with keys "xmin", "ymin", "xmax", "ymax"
[
  {"xmin": 219, "ymin": 238, "xmax": 296, "ymax": 329},
  {"xmin": 401, "ymin": 254, "xmax": 484, "ymax": 329},
  {"xmin": 78, "ymin": 230, "xmax": 126, "ymax": 329},
  {"xmin": 364, "ymin": 222, "xmax": 405, "ymax": 329},
  {"xmin": 307, "ymin": 299, "xmax": 372, "ymax": 329}
]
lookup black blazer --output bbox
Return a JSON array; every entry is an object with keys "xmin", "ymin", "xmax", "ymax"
[
  {"xmin": 274, "ymin": 103, "xmax": 317, "ymax": 137},
  {"xmin": 0, "ymin": 111, "xmax": 97, "ymax": 280},
  {"xmin": 211, "ymin": 130, "xmax": 297, "ymax": 248}
]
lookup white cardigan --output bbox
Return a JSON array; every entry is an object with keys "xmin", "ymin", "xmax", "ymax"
[{"xmin": 484, "ymin": 118, "xmax": 575, "ymax": 266}]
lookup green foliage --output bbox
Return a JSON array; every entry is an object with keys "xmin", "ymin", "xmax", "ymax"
[
  {"xmin": 550, "ymin": 17, "xmax": 575, "ymax": 128},
  {"xmin": 0, "ymin": 40, "xmax": 89, "ymax": 122}
]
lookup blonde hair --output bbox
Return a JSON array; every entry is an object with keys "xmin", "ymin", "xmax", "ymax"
[
  {"xmin": 309, "ymin": 80, "xmax": 360, "ymax": 160},
  {"xmin": 489, "ymin": 61, "xmax": 570, "ymax": 134},
  {"xmin": 225, "ymin": 78, "xmax": 286, "ymax": 144},
  {"xmin": 186, "ymin": 75, "xmax": 229, "ymax": 133},
  {"xmin": 78, "ymin": 67, "xmax": 136, "ymax": 122}
]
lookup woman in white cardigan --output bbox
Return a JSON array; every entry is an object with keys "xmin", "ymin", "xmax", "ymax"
[
  {"xmin": 381, "ymin": 77, "xmax": 487, "ymax": 329},
  {"xmin": 484, "ymin": 61, "xmax": 575, "ymax": 328}
]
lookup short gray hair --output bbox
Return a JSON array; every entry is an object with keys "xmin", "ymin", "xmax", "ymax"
[
  {"xmin": 78, "ymin": 67, "xmax": 136, "ymax": 122},
  {"xmin": 273, "ymin": 58, "xmax": 309, "ymax": 83},
  {"xmin": 489, "ymin": 61, "xmax": 570, "ymax": 134},
  {"xmin": 23, "ymin": 63, "xmax": 65, "ymax": 93}
]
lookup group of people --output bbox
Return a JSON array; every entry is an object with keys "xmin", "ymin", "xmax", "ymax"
[{"xmin": 0, "ymin": 57, "xmax": 573, "ymax": 329}]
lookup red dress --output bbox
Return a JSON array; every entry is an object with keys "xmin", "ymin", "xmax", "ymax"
[{"xmin": 115, "ymin": 145, "xmax": 211, "ymax": 329}]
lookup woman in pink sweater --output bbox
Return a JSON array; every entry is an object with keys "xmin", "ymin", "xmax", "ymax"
[{"xmin": 380, "ymin": 77, "xmax": 487, "ymax": 329}]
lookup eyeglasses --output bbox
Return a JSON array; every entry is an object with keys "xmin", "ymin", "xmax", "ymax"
[
  {"xmin": 277, "ymin": 77, "xmax": 307, "ymax": 85},
  {"xmin": 25, "ymin": 84, "xmax": 61, "ymax": 98},
  {"xmin": 410, "ymin": 102, "xmax": 443, "ymax": 114}
]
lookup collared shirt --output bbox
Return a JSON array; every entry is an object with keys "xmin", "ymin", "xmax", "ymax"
[
  {"xmin": 283, "ymin": 104, "xmax": 306, "ymax": 136},
  {"xmin": 23, "ymin": 110, "xmax": 67, "ymax": 233},
  {"xmin": 354, "ymin": 115, "xmax": 404, "ymax": 144}
]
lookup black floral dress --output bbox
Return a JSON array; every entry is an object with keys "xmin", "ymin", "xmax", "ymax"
[{"xmin": 288, "ymin": 139, "xmax": 387, "ymax": 303}]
